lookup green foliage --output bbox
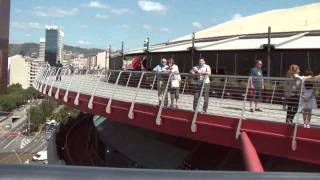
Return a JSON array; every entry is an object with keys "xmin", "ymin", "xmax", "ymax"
[
  {"xmin": 27, "ymin": 99, "xmax": 57, "ymax": 132},
  {"xmin": 52, "ymin": 106, "xmax": 79, "ymax": 124},
  {"xmin": 0, "ymin": 84, "xmax": 38, "ymax": 111}
]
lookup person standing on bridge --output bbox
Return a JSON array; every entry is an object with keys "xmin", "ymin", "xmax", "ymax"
[
  {"xmin": 249, "ymin": 59, "xmax": 264, "ymax": 112},
  {"xmin": 153, "ymin": 58, "xmax": 169, "ymax": 106},
  {"xmin": 285, "ymin": 65, "xmax": 312, "ymax": 124},
  {"xmin": 191, "ymin": 58, "xmax": 211, "ymax": 113},
  {"xmin": 167, "ymin": 58, "xmax": 181, "ymax": 108}
]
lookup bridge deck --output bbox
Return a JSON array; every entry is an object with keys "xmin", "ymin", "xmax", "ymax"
[{"xmin": 45, "ymin": 75, "xmax": 320, "ymax": 127}]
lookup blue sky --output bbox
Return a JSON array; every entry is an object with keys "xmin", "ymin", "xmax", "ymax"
[{"xmin": 10, "ymin": 0, "xmax": 320, "ymax": 49}]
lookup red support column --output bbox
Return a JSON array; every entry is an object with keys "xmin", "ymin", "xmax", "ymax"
[{"xmin": 240, "ymin": 131, "xmax": 264, "ymax": 172}]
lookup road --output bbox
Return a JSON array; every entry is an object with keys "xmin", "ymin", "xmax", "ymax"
[{"xmin": 0, "ymin": 102, "xmax": 49, "ymax": 165}]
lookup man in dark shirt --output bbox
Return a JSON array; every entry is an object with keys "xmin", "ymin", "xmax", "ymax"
[{"xmin": 249, "ymin": 59, "xmax": 264, "ymax": 112}]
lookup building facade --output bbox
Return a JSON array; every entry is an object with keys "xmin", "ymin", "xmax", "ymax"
[
  {"xmin": 38, "ymin": 38, "xmax": 45, "ymax": 61},
  {"xmin": 9, "ymin": 55, "xmax": 30, "ymax": 89},
  {"xmin": 45, "ymin": 26, "xmax": 64, "ymax": 66}
]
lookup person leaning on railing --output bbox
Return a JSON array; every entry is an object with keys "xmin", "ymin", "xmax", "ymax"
[
  {"xmin": 167, "ymin": 58, "xmax": 181, "ymax": 108},
  {"xmin": 190, "ymin": 58, "xmax": 211, "ymax": 114},
  {"xmin": 153, "ymin": 58, "xmax": 169, "ymax": 106},
  {"xmin": 285, "ymin": 64, "xmax": 312, "ymax": 124}
]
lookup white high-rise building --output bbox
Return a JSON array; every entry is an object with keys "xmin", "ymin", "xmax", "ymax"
[
  {"xmin": 9, "ymin": 55, "xmax": 31, "ymax": 89},
  {"xmin": 58, "ymin": 29, "xmax": 65, "ymax": 65},
  {"xmin": 38, "ymin": 38, "xmax": 45, "ymax": 61}
]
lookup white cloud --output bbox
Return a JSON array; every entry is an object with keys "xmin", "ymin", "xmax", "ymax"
[
  {"xmin": 95, "ymin": 14, "xmax": 110, "ymax": 20},
  {"xmin": 78, "ymin": 40, "xmax": 91, "ymax": 45},
  {"xmin": 111, "ymin": 8, "xmax": 132, "ymax": 15},
  {"xmin": 138, "ymin": 0, "xmax": 167, "ymax": 13},
  {"xmin": 11, "ymin": 21, "xmax": 46, "ymax": 30},
  {"xmin": 28, "ymin": 22, "xmax": 43, "ymax": 29},
  {"xmin": 160, "ymin": 27, "xmax": 169, "ymax": 32},
  {"xmin": 34, "ymin": 7, "xmax": 78, "ymax": 18},
  {"xmin": 85, "ymin": 1, "xmax": 109, "ymax": 9},
  {"xmin": 143, "ymin": 24, "xmax": 151, "ymax": 30},
  {"xmin": 192, "ymin": 22, "xmax": 203, "ymax": 29},
  {"xmin": 118, "ymin": 24, "xmax": 130, "ymax": 29},
  {"xmin": 232, "ymin": 13, "xmax": 242, "ymax": 20}
]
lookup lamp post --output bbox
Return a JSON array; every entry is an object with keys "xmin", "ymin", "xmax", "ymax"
[
  {"xmin": 144, "ymin": 37, "xmax": 150, "ymax": 68},
  {"xmin": 191, "ymin": 32, "xmax": 195, "ymax": 68}
]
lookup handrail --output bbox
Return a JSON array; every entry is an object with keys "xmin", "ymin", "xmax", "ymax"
[
  {"xmin": 74, "ymin": 69, "xmax": 90, "ymax": 105},
  {"xmin": 43, "ymin": 68, "xmax": 56, "ymax": 94},
  {"xmin": 236, "ymin": 77, "xmax": 251, "ymax": 139},
  {"xmin": 156, "ymin": 73, "xmax": 173, "ymax": 126},
  {"xmin": 64, "ymin": 69, "xmax": 80, "ymax": 103},
  {"xmin": 291, "ymin": 79, "xmax": 305, "ymax": 151},
  {"xmin": 106, "ymin": 71, "xmax": 123, "ymax": 114},
  {"xmin": 88, "ymin": 69, "xmax": 107, "ymax": 109},
  {"xmin": 48, "ymin": 68, "xmax": 63, "ymax": 97},
  {"xmin": 191, "ymin": 75, "xmax": 208, "ymax": 133},
  {"xmin": 128, "ymin": 72, "xmax": 145, "ymax": 119},
  {"xmin": 39, "ymin": 67, "xmax": 52, "ymax": 92},
  {"xmin": 33, "ymin": 66, "xmax": 44, "ymax": 89},
  {"xmin": 55, "ymin": 68, "xmax": 71, "ymax": 99}
]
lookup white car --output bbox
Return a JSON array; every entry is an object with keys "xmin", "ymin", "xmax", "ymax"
[{"xmin": 32, "ymin": 151, "xmax": 47, "ymax": 161}]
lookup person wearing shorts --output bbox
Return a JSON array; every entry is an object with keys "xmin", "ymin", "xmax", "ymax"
[
  {"xmin": 249, "ymin": 60, "xmax": 264, "ymax": 112},
  {"xmin": 167, "ymin": 58, "xmax": 180, "ymax": 108}
]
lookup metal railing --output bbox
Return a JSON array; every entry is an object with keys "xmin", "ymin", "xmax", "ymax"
[{"xmin": 34, "ymin": 67, "xmax": 320, "ymax": 151}]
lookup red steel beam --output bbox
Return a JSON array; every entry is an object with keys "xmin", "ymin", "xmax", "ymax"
[{"xmin": 240, "ymin": 131, "xmax": 264, "ymax": 172}]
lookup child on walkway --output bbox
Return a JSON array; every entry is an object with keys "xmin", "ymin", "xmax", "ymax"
[{"xmin": 300, "ymin": 71, "xmax": 317, "ymax": 128}]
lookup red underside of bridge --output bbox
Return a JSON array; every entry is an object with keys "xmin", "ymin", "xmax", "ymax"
[{"xmin": 44, "ymin": 86, "xmax": 320, "ymax": 165}]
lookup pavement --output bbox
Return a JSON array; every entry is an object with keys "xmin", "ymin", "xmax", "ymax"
[
  {"xmin": 46, "ymin": 75, "xmax": 320, "ymax": 127},
  {"xmin": 0, "ymin": 101, "xmax": 50, "ymax": 165}
]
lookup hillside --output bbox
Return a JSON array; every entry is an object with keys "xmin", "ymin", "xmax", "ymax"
[{"xmin": 9, "ymin": 43, "xmax": 104, "ymax": 57}]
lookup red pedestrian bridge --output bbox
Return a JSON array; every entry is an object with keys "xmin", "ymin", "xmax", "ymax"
[{"xmin": 33, "ymin": 65, "xmax": 320, "ymax": 171}]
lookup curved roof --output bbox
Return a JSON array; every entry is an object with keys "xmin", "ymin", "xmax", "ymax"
[{"xmin": 173, "ymin": 3, "xmax": 320, "ymax": 41}]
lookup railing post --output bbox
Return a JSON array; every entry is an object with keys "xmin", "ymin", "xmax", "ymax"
[
  {"xmin": 128, "ymin": 72, "xmax": 145, "ymax": 119},
  {"xmin": 270, "ymin": 80, "xmax": 277, "ymax": 104},
  {"xmin": 74, "ymin": 69, "xmax": 90, "ymax": 105},
  {"xmin": 181, "ymin": 76, "xmax": 188, "ymax": 96},
  {"xmin": 34, "ymin": 66, "xmax": 45, "ymax": 89},
  {"xmin": 151, "ymin": 74, "xmax": 157, "ymax": 90},
  {"xmin": 36, "ymin": 64, "xmax": 50, "ymax": 89},
  {"xmin": 55, "ymin": 69, "xmax": 70, "ymax": 100},
  {"xmin": 235, "ymin": 77, "xmax": 251, "ymax": 139},
  {"xmin": 107, "ymin": 73, "xmax": 112, "ymax": 83},
  {"xmin": 38, "ymin": 65, "xmax": 51, "ymax": 91},
  {"xmin": 48, "ymin": 68, "xmax": 62, "ymax": 96},
  {"xmin": 291, "ymin": 79, "xmax": 304, "ymax": 151},
  {"xmin": 221, "ymin": 77, "xmax": 228, "ymax": 99},
  {"xmin": 39, "ymin": 67, "xmax": 52, "ymax": 93},
  {"xmin": 33, "ymin": 66, "xmax": 44, "ymax": 88},
  {"xmin": 191, "ymin": 75, "xmax": 207, "ymax": 133},
  {"xmin": 106, "ymin": 71, "xmax": 123, "ymax": 114},
  {"xmin": 156, "ymin": 73, "xmax": 173, "ymax": 126},
  {"xmin": 42, "ymin": 68, "xmax": 56, "ymax": 94},
  {"xmin": 126, "ymin": 72, "xmax": 132, "ymax": 87},
  {"xmin": 219, "ymin": 77, "xmax": 228, "ymax": 107},
  {"xmin": 88, "ymin": 69, "xmax": 106, "ymax": 109},
  {"xmin": 63, "ymin": 69, "xmax": 79, "ymax": 102}
]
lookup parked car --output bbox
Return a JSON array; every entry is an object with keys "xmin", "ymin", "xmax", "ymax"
[{"xmin": 32, "ymin": 151, "xmax": 47, "ymax": 161}]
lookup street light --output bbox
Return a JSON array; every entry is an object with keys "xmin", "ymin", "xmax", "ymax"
[{"xmin": 144, "ymin": 37, "xmax": 150, "ymax": 68}]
